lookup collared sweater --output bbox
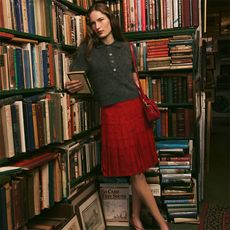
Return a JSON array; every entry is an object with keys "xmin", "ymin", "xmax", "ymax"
[{"xmin": 69, "ymin": 40, "xmax": 139, "ymax": 107}]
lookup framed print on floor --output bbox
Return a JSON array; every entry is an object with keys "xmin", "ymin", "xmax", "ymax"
[
  {"xmin": 62, "ymin": 215, "xmax": 81, "ymax": 230},
  {"xmin": 77, "ymin": 190, "xmax": 106, "ymax": 230}
]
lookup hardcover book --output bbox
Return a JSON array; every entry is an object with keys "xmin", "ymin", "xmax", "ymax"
[
  {"xmin": 100, "ymin": 183, "xmax": 130, "ymax": 227},
  {"xmin": 67, "ymin": 71, "xmax": 93, "ymax": 94}
]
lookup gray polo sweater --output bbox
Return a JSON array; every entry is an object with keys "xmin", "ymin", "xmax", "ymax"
[{"xmin": 69, "ymin": 41, "xmax": 139, "ymax": 106}]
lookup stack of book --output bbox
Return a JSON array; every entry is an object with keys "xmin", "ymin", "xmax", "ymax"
[
  {"xmin": 169, "ymin": 35, "xmax": 193, "ymax": 69},
  {"xmin": 146, "ymin": 38, "xmax": 171, "ymax": 70},
  {"xmin": 156, "ymin": 139, "xmax": 198, "ymax": 223}
]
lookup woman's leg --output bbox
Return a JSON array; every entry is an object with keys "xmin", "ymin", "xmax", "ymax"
[
  {"xmin": 131, "ymin": 173, "xmax": 169, "ymax": 230},
  {"xmin": 131, "ymin": 183, "xmax": 144, "ymax": 229}
]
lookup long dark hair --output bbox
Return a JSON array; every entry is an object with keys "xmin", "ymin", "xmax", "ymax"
[{"xmin": 84, "ymin": 3, "xmax": 126, "ymax": 59}]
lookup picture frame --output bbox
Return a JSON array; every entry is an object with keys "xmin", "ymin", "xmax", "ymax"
[
  {"xmin": 67, "ymin": 71, "xmax": 93, "ymax": 94},
  {"xmin": 77, "ymin": 190, "xmax": 106, "ymax": 230},
  {"xmin": 220, "ymin": 11, "xmax": 230, "ymax": 35},
  {"xmin": 62, "ymin": 215, "xmax": 81, "ymax": 230},
  {"xmin": 99, "ymin": 183, "xmax": 130, "ymax": 227}
]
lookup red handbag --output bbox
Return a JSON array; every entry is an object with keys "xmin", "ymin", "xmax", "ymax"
[{"xmin": 130, "ymin": 43, "xmax": 160, "ymax": 123}]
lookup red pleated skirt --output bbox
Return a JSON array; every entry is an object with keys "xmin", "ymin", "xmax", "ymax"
[{"xmin": 101, "ymin": 97, "xmax": 158, "ymax": 177}]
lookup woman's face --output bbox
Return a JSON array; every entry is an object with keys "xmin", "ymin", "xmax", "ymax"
[{"xmin": 89, "ymin": 10, "xmax": 114, "ymax": 44}]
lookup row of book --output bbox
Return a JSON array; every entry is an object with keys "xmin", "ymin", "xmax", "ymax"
[
  {"xmin": 0, "ymin": 152, "xmax": 62, "ymax": 230},
  {"xmin": 0, "ymin": 93, "xmax": 100, "ymax": 160},
  {"xmin": 154, "ymin": 107, "xmax": 194, "ymax": 137},
  {"xmin": 0, "ymin": 0, "xmax": 49, "ymax": 36},
  {"xmin": 0, "ymin": 42, "xmax": 55, "ymax": 91},
  {"xmin": 66, "ymin": 0, "xmax": 93, "ymax": 10},
  {"xmin": 108, "ymin": 0, "xmax": 199, "ymax": 32},
  {"xmin": 133, "ymin": 35, "xmax": 193, "ymax": 71},
  {"xmin": 0, "ymin": 39, "xmax": 88, "ymax": 92},
  {"xmin": 0, "ymin": 133, "xmax": 101, "ymax": 229},
  {"xmin": 54, "ymin": 134, "xmax": 101, "ymax": 198},
  {"xmin": 51, "ymin": 1, "xmax": 87, "ymax": 46},
  {"xmin": 140, "ymin": 73, "xmax": 193, "ymax": 104}
]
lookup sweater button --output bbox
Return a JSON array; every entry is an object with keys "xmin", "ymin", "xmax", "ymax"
[
  {"xmin": 113, "ymin": 68, "xmax": 117, "ymax": 72},
  {"xmin": 109, "ymin": 53, "xmax": 112, "ymax": 56}
]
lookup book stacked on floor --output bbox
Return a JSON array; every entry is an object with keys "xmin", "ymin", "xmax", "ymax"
[
  {"xmin": 156, "ymin": 139, "xmax": 198, "ymax": 223},
  {"xmin": 97, "ymin": 175, "xmax": 130, "ymax": 227}
]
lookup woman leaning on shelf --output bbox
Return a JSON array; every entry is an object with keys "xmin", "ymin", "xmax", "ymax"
[{"xmin": 66, "ymin": 3, "xmax": 169, "ymax": 230}]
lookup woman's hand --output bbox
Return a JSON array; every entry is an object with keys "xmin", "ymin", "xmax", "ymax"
[{"xmin": 65, "ymin": 80, "xmax": 84, "ymax": 94}]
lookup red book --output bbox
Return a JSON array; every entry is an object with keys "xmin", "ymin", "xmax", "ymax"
[
  {"xmin": 0, "ymin": 0, "xmax": 5, "ymax": 28},
  {"xmin": 182, "ymin": 0, "xmax": 191, "ymax": 27},
  {"xmin": 0, "ymin": 32, "xmax": 14, "ymax": 39},
  {"xmin": 147, "ymin": 47, "xmax": 169, "ymax": 52},
  {"xmin": 47, "ymin": 44, "xmax": 55, "ymax": 87},
  {"xmin": 141, "ymin": 0, "xmax": 146, "ymax": 31},
  {"xmin": 192, "ymin": 0, "xmax": 199, "ymax": 26},
  {"xmin": 147, "ymin": 39, "xmax": 169, "ymax": 46},
  {"xmin": 13, "ymin": 152, "xmax": 59, "ymax": 170},
  {"xmin": 122, "ymin": 0, "xmax": 128, "ymax": 31}
]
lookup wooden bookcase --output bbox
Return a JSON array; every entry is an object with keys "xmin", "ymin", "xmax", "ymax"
[{"xmin": 0, "ymin": 0, "xmax": 101, "ymax": 229}]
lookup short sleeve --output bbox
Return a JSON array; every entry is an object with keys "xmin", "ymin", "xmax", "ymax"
[{"xmin": 69, "ymin": 43, "xmax": 89, "ymax": 72}]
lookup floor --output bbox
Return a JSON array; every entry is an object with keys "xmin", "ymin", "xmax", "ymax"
[
  {"xmin": 108, "ymin": 114, "xmax": 230, "ymax": 230},
  {"xmin": 203, "ymin": 116, "xmax": 230, "ymax": 207}
]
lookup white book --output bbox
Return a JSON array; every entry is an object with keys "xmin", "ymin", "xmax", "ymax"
[
  {"xmin": 173, "ymin": 0, "xmax": 179, "ymax": 27},
  {"xmin": 2, "ymin": 0, "xmax": 13, "ymax": 29},
  {"xmin": 14, "ymin": 101, "xmax": 26, "ymax": 153},
  {"xmin": 149, "ymin": 183, "xmax": 161, "ymax": 197},
  {"xmin": 33, "ymin": 44, "xmax": 42, "ymax": 88},
  {"xmin": 23, "ymin": 43, "xmax": 34, "ymax": 88},
  {"xmin": 1, "ymin": 105, "xmax": 15, "ymax": 157},
  {"xmin": 60, "ymin": 93, "xmax": 69, "ymax": 141},
  {"xmin": 21, "ymin": 0, "xmax": 29, "ymax": 33},
  {"xmin": 43, "ymin": 98, "xmax": 51, "ymax": 145},
  {"xmin": 166, "ymin": 0, "xmax": 173, "ymax": 28},
  {"xmin": 33, "ymin": 0, "xmax": 42, "ymax": 35}
]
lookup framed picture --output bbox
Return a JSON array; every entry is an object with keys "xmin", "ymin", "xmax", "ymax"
[
  {"xmin": 220, "ymin": 11, "xmax": 230, "ymax": 35},
  {"xmin": 62, "ymin": 215, "xmax": 81, "ymax": 230},
  {"xmin": 67, "ymin": 71, "xmax": 93, "ymax": 94},
  {"xmin": 77, "ymin": 190, "xmax": 106, "ymax": 230}
]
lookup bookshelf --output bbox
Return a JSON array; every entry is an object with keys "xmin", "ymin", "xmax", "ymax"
[
  {"xmin": 0, "ymin": 0, "xmax": 101, "ymax": 229},
  {"xmin": 106, "ymin": 0, "xmax": 201, "ymax": 225}
]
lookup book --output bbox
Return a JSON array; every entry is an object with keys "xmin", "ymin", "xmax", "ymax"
[
  {"xmin": 0, "ymin": 166, "xmax": 23, "ymax": 176},
  {"xmin": 67, "ymin": 71, "xmax": 93, "ymax": 94},
  {"xmin": 100, "ymin": 183, "xmax": 130, "ymax": 227}
]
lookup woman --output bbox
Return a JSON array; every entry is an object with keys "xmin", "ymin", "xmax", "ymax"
[{"xmin": 66, "ymin": 3, "xmax": 169, "ymax": 230}]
